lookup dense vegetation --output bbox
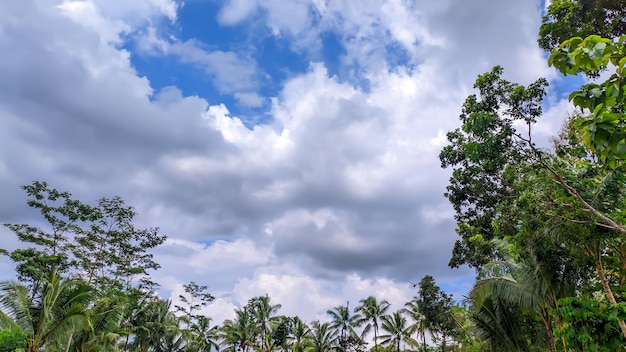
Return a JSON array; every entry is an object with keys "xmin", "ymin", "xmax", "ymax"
[{"xmin": 2, "ymin": 0, "xmax": 626, "ymax": 350}]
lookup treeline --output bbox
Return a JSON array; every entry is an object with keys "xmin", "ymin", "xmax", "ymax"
[
  {"xmin": 438, "ymin": 0, "xmax": 626, "ymax": 351},
  {"xmin": 0, "ymin": 181, "xmax": 479, "ymax": 352}
]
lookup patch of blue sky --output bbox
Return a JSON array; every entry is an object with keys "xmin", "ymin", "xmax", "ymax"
[
  {"xmin": 319, "ymin": 31, "xmax": 347, "ymax": 79},
  {"xmin": 547, "ymin": 74, "xmax": 585, "ymax": 107},
  {"xmin": 384, "ymin": 40, "xmax": 414, "ymax": 72},
  {"xmin": 122, "ymin": 1, "xmax": 317, "ymax": 128}
]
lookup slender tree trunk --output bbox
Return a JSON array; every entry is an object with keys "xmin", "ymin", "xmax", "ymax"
[
  {"xmin": 373, "ymin": 325, "xmax": 378, "ymax": 351},
  {"xmin": 542, "ymin": 310, "xmax": 556, "ymax": 352},
  {"xmin": 595, "ymin": 258, "xmax": 626, "ymax": 338}
]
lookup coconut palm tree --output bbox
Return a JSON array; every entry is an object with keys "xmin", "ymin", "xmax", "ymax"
[
  {"xmin": 69, "ymin": 296, "xmax": 125, "ymax": 352},
  {"xmin": 401, "ymin": 298, "xmax": 427, "ymax": 351},
  {"xmin": 247, "ymin": 295, "xmax": 281, "ymax": 352},
  {"xmin": 355, "ymin": 296, "xmax": 390, "ymax": 351},
  {"xmin": 378, "ymin": 312, "xmax": 417, "ymax": 352},
  {"xmin": 305, "ymin": 321, "xmax": 335, "ymax": 352},
  {"xmin": 470, "ymin": 241, "xmax": 580, "ymax": 352},
  {"xmin": 0, "ymin": 271, "xmax": 92, "ymax": 352},
  {"xmin": 327, "ymin": 302, "xmax": 362, "ymax": 352},
  {"xmin": 290, "ymin": 316, "xmax": 311, "ymax": 352},
  {"xmin": 186, "ymin": 315, "xmax": 220, "ymax": 352},
  {"xmin": 221, "ymin": 309, "xmax": 256, "ymax": 352}
]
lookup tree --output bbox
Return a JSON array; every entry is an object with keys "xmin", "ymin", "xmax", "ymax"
[
  {"xmin": 305, "ymin": 321, "xmax": 335, "ymax": 352},
  {"xmin": 416, "ymin": 276, "xmax": 456, "ymax": 352},
  {"xmin": 246, "ymin": 295, "xmax": 282, "ymax": 352},
  {"xmin": 538, "ymin": 0, "xmax": 626, "ymax": 52},
  {"xmin": 401, "ymin": 298, "xmax": 427, "ymax": 351},
  {"xmin": 2, "ymin": 181, "xmax": 167, "ymax": 296},
  {"xmin": 326, "ymin": 303, "xmax": 362, "ymax": 352},
  {"xmin": 0, "ymin": 271, "xmax": 92, "ymax": 352},
  {"xmin": 290, "ymin": 317, "xmax": 311, "ymax": 352},
  {"xmin": 355, "ymin": 296, "xmax": 390, "ymax": 351},
  {"xmin": 175, "ymin": 281, "xmax": 215, "ymax": 327},
  {"xmin": 378, "ymin": 312, "xmax": 416, "ymax": 352},
  {"xmin": 439, "ymin": 67, "xmax": 548, "ymax": 268},
  {"xmin": 221, "ymin": 309, "xmax": 256, "ymax": 352}
]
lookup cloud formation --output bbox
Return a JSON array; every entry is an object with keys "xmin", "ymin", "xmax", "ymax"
[{"xmin": 0, "ymin": 0, "xmax": 569, "ymax": 322}]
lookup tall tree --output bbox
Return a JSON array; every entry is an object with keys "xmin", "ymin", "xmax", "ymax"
[
  {"xmin": 401, "ymin": 298, "xmax": 427, "ymax": 351},
  {"xmin": 326, "ymin": 303, "xmax": 362, "ymax": 352},
  {"xmin": 355, "ymin": 296, "xmax": 390, "ymax": 352},
  {"xmin": 439, "ymin": 66, "xmax": 548, "ymax": 269},
  {"xmin": 378, "ymin": 312, "xmax": 417, "ymax": 352},
  {"xmin": 416, "ymin": 276, "xmax": 456, "ymax": 352}
]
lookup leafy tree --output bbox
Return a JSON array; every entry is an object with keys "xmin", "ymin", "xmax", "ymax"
[
  {"xmin": 245, "ymin": 295, "xmax": 282, "ymax": 352},
  {"xmin": 0, "ymin": 326, "xmax": 28, "ymax": 352},
  {"xmin": 538, "ymin": 0, "xmax": 626, "ymax": 52},
  {"xmin": 551, "ymin": 297, "xmax": 626, "ymax": 351},
  {"xmin": 175, "ymin": 281, "xmax": 215, "ymax": 327},
  {"xmin": 2, "ymin": 181, "xmax": 99, "ymax": 295},
  {"xmin": 416, "ymin": 276, "xmax": 456, "ymax": 352},
  {"xmin": 439, "ymin": 67, "xmax": 548, "ymax": 268},
  {"xmin": 221, "ymin": 309, "xmax": 256, "ymax": 352},
  {"xmin": 355, "ymin": 296, "xmax": 390, "ymax": 351},
  {"xmin": 184, "ymin": 315, "xmax": 220, "ymax": 352},
  {"xmin": 290, "ymin": 316, "xmax": 311, "ymax": 352},
  {"xmin": 2, "ymin": 181, "xmax": 167, "ymax": 297}
]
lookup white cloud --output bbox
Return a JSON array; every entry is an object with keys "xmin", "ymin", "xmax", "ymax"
[{"xmin": 1, "ymin": 0, "xmax": 564, "ymax": 327}]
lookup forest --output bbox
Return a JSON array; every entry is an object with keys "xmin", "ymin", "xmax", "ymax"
[{"xmin": 2, "ymin": 0, "xmax": 626, "ymax": 351}]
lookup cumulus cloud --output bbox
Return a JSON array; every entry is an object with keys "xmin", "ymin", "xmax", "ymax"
[{"xmin": 0, "ymin": 0, "xmax": 565, "ymax": 324}]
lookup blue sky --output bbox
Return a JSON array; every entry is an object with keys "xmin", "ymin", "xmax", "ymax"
[{"xmin": 0, "ymin": 0, "xmax": 575, "ymax": 324}]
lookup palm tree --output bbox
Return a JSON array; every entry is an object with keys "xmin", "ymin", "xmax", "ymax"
[
  {"xmin": 220, "ymin": 309, "xmax": 256, "ymax": 352},
  {"xmin": 470, "ymin": 242, "xmax": 580, "ymax": 352},
  {"xmin": 378, "ymin": 312, "xmax": 417, "ymax": 352},
  {"xmin": 0, "ymin": 271, "xmax": 92, "ymax": 352},
  {"xmin": 186, "ymin": 315, "xmax": 220, "ymax": 352},
  {"xmin": 327, "ymin": 302, "xmax": 362, "ymax": 352},
  {"xmin": 355, "ymin": 296, "xmax": 390, "ymax": 351},
  {"xmin": 401, "ymin": 298, "xmax": 427, "ymax": 351},
  {"xmin": 69, "ymin": 296, "xmax": 125, "ymax": 352},
  {"xmin": 247, "ymin": 295, "xmax": 281, "ymax": 352},
  {"xmin": 290, "ymin": 317, "xmax": 311, "ymax": 352},
  {"xmin": 305, "ymin": 321, "xmax": 335, "ymax": 352}
]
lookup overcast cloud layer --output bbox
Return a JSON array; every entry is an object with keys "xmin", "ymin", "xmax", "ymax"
[{"xmin": 0, "ymin": 0, "xmax": 570, "ymax": 323}]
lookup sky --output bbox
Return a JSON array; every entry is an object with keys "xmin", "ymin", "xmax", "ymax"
[{"xmin": 0, "ymin": 0, "xmax": 575, "ymax": 324}]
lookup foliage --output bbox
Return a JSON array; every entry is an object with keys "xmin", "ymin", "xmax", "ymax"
[
  {"xmin": 0, "ymin": 326, "xmax": 28, "ymax": 352},
  {"xmin": 552, "ymin": 297, "xmax": 626, "ymax": 351},
  {"xmin": 439, "ymin": 66, "xmax": 548, "ymax": 268},
  {"xmin": 549, "ymin": 34, "xmax": 626, "ymax": 168},
  {"xmin": 538, "ymin": 0, "xmax": 626, "ymax": 53}
]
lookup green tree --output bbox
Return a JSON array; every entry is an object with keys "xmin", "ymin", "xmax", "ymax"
[
  {"xmin": 355, "ymin": 296, "xmax": 390, "ymax": 352},
  {"xmin": 0, "ymin": 271, "xmax": 92, "ymax": 352},
  {"xmin": 438, "ymin": 67, "xmax": 548, "ymax": 269},
  {"xmin": 175, "ymin": 281, "xmax": 215, "ymax": 327},
  {"xmin": 305, "ymin": 321, "xmax": 335, "ymax": 352},
  {"xmin": 326, "ymin": 303, "xmax": 362, "ymax": 352},
  {"xmin": 538, "ymin": 0, "xmax": 626, "ymax": 52},
  {"xmin": 289, "ymin": 317, "xmax": 311, "ymax": 352},
  {"xmin": 378, "ymin": 312, "xmax": 416, "ymax": 352},
  {"xmin": 416, "ymin": 276, "xmax": 456, "ymax": 352},
  {"xmin": 246, "ymin": 295, "xmax": 282, "ymax": 352},
  {"xmin": 401, "ymin": 298, "xmax": 427, "ymax": 351},
  {"xmin": 221, "ymin": 309, "xmax": 256, "ymax": 352},
  {"xmin": 0, "ymin": 326, "xmax": 28, "ymax": 352}
]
